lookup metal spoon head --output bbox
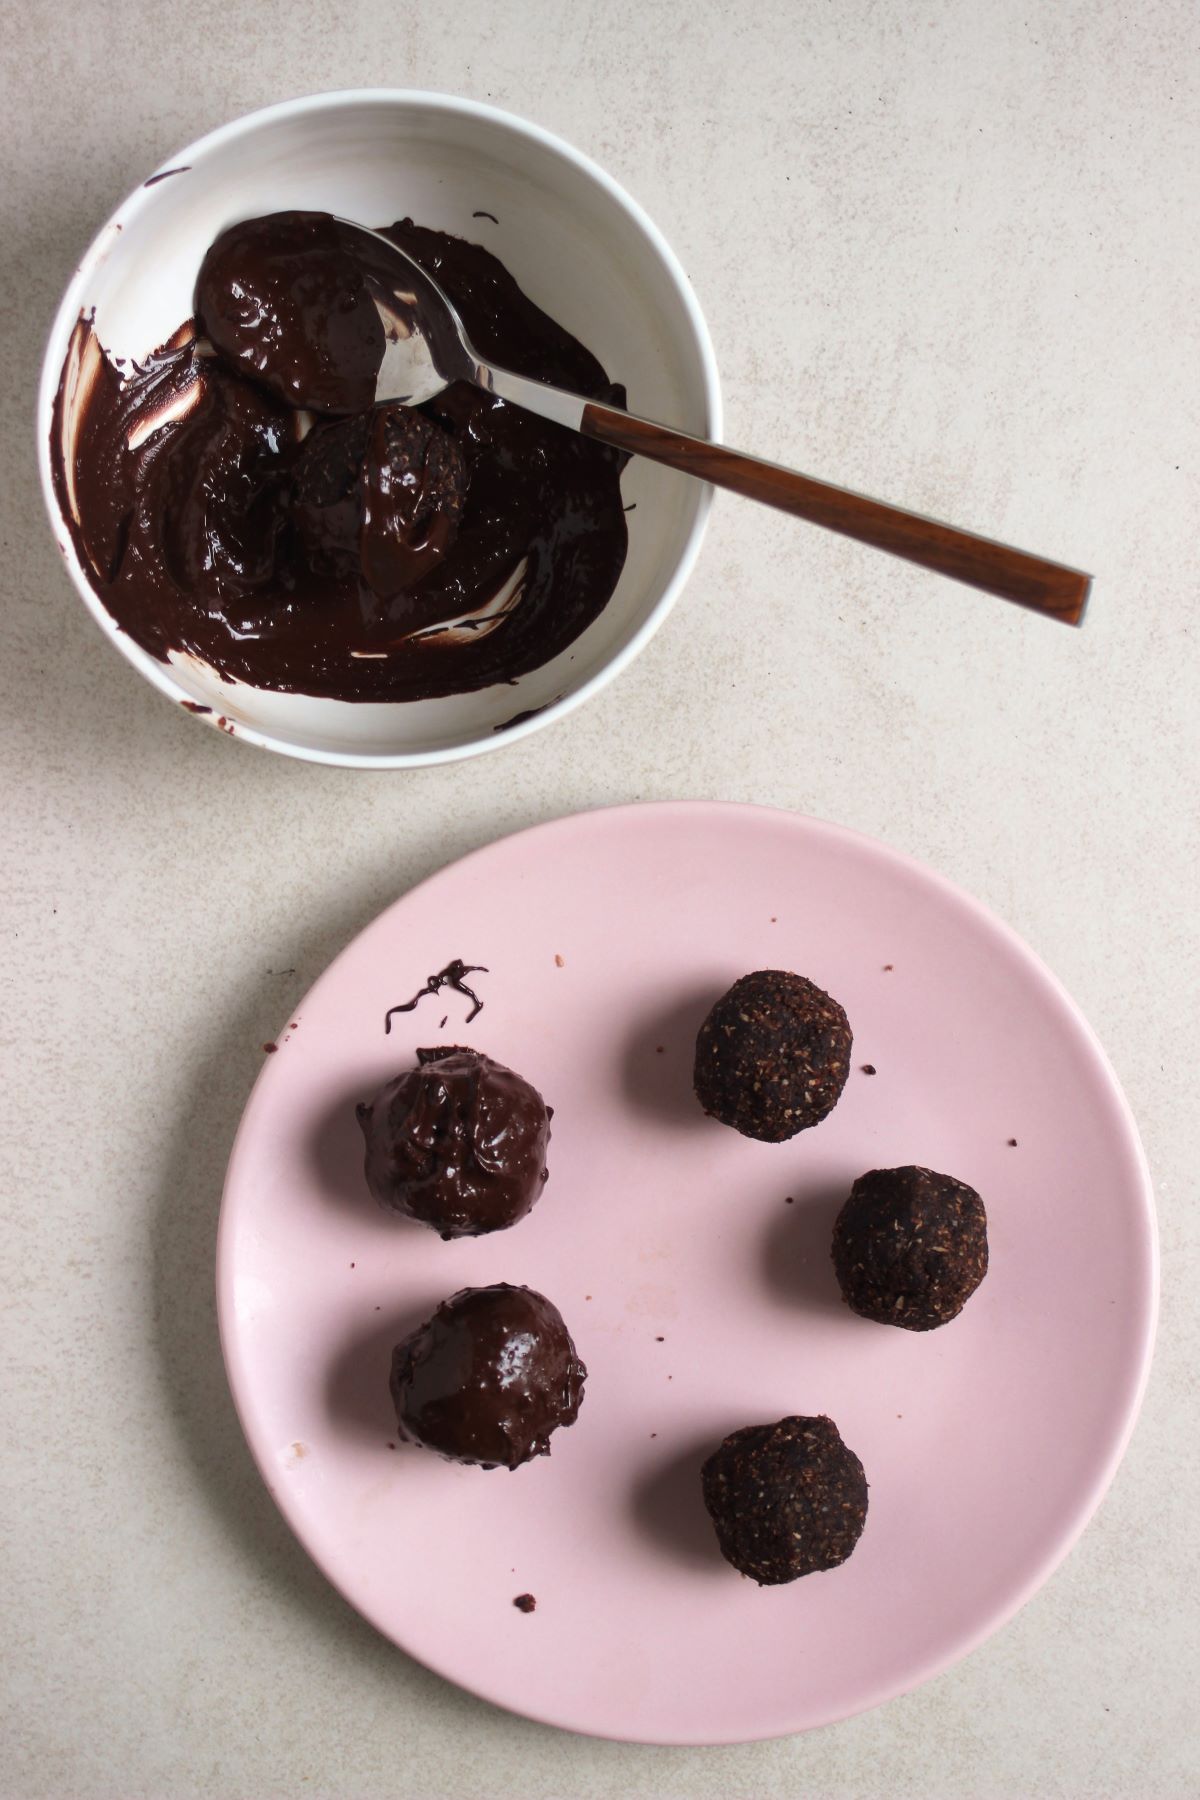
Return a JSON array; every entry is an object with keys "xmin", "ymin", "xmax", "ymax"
[{"xmin": 335, "ymin": 218, "xmax": 481, "ymax": 407}]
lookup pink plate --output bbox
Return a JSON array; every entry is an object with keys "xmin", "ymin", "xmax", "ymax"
[{"xmin": 217, "ymin": 803, "xmax": 1157, "ymax": 1744}]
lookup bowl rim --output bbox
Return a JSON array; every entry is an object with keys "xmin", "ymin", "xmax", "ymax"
[{"xmin": 36, "ymin": 87, "xmax": 722, "ymax": 770}]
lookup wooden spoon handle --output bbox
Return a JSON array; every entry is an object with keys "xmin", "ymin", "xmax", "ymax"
[{"xmin": 580, "ymin": 400, "xmax": 1090, "ymax": 625}]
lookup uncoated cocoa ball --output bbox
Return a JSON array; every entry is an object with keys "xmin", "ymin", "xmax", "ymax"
[
  {"xmin": 693, "ymin": 970, "xmax": 853, "ymax": 1141},
  {"xmin": 701, "ymin": 1415, "xmax": 868, "ymax": 1584},
  {"xmin": 831, "ymin": 1165, "xmax": 988, "ymax": 1330}
]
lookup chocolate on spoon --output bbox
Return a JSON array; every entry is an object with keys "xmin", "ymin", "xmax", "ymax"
[{"xmin": 326, "ymin": 212, "xmax": 1089, "ymax": 624}]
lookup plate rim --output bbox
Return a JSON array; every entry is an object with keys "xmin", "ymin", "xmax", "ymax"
[{"xmin": 216, "ymin": 800, "xmax": 1159, "ymax": 1744}]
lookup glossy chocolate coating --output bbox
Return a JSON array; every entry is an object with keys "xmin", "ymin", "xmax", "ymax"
[
  {"xmin": 195, "ymin": 211, "xmax": 385, "ymax": 414},
  {"xmin": 357, "ymin": 1046, "xmax": 551, "ymax": 1238},
  {"xmin": 390, "ymin": 1283, "xmax": 586, "ymax": 1469},
  {"xmin": 50, "ymin": 213, "xmax": 627, "ymax": 701}
]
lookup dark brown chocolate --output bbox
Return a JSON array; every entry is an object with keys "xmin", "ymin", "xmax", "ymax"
[
  {"xmin": 383, "ymin": 959, "xmax": 487, "ymax": 1032},
  {"xmin": 390, "ymin": 1284, "xmax": 586, "ymax": 1469},
  {"xmin": 195, "ymin": 212, "xmax": 385, "ymax": 413},
  {"xmin": 300, "ymin": 402, "xmax": 469, "ymax": 594},
  {"xmin": 693, "ymin": 970, "xmax": 853, "ymax": 1141},
  {"xmin": 356, "ymin": 1046, "xmax": 550, "ymax": 1238},
  {"xmin": 831, "ymin": 1165, "xmax": 988, "ymax": 1330},
  {"xmin": 50, "ymin": 213, "xmax": 628, "ymax": 702},
  {"xmin": 701, "ymin": 1415, "xmax": 868, "ymax": 1585}
]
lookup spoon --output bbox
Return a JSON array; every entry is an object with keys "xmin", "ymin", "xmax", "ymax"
[{"xmin": 342, "ymin": 220, "xmax": 1090, "ymax": 626}]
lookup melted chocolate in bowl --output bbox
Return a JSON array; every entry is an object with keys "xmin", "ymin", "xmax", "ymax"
[{"xmin": 50, "ymin": 212, "xmax": 628, "ymax": 702}]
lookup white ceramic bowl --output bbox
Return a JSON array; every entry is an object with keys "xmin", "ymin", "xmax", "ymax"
[{"xmin": 38, "ymin": 91, "xmax": 720, "ymax": 767}]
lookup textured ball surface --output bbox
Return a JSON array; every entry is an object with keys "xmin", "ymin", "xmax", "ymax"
[
  {"xmin": 701, "ymin": 1415, "xmax": 868, "ymax": 1584},
  {"xmin": 832, "ymin": 1164, "xmax": 988, "ymax": 1330},
  {"xmin": 693, "ymin": 970, "xmax": 852, "ymax": 1141}
]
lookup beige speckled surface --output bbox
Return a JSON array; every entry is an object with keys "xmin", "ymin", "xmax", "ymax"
[{"xmin": 3, "ymin": 2, "xmax": 1199, "ymax": 1795}]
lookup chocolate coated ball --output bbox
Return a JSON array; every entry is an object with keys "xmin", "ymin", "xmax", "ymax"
[
  {"xmin": 357, "ymin": 1046, "xmax": 550, "ymax": 1238},
  {"xmin": 391, "ymin": 1284, "xmax": 586, "ymax": 1469}
]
